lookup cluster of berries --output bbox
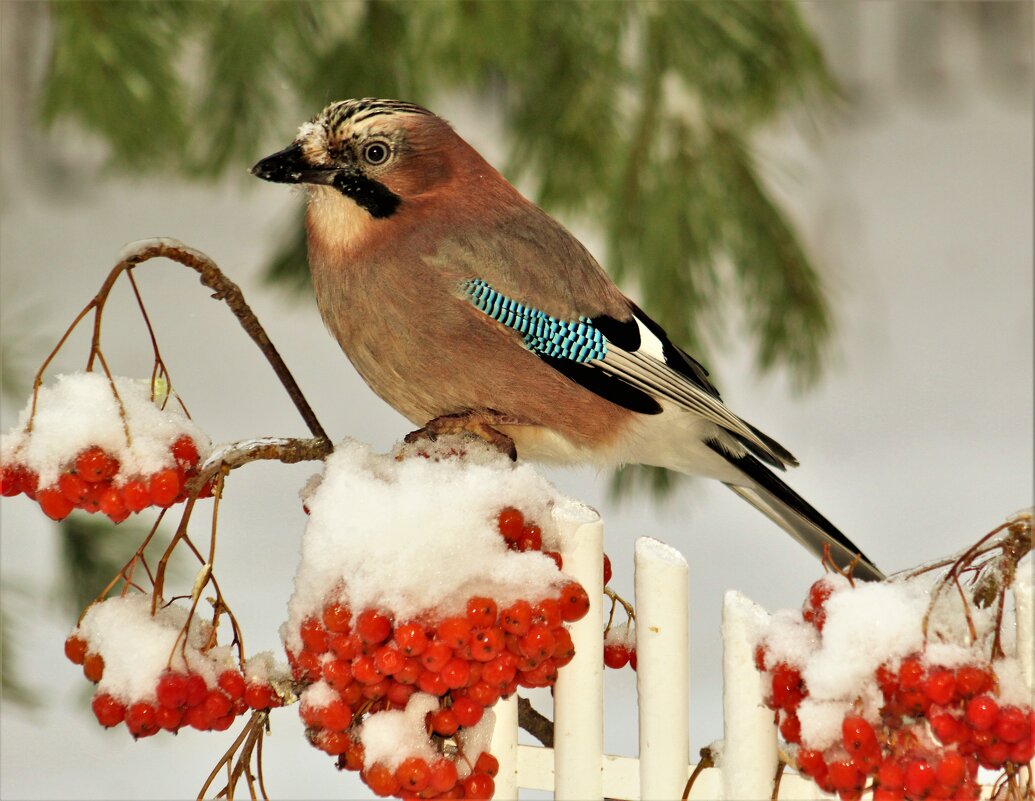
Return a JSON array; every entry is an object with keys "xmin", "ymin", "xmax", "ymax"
[
  {"xmin": 1, "ymin": 436, "xmax": 211, "ymax": 522},
  {"xmin": 359, "ymin": 749, "xmax": 500, "ymax": 799},
  {"xmin": 756, "ymin": 578, "xmax": 1035, "ymax": 801},
  {"xmin": 598, "ymin": 555, "xmax": 639, "ymax": 672},
  {"xmin": 64, "ymin": 633, "xmax": 281, "ymax": 738},
  {"xmin": 287, "ymin": 507, "xmax": 589, "ymax": 799},
  {"xmin": 363, "ymin": 750, "xmax": 499, "ymax": 800},
  {"xmin": 319, "ymin": 715, "xmax": 500, "ymax": 801}
]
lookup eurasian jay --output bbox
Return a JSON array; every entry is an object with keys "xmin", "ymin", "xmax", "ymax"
[{"xmin": 252, "ymin": 98, "xmax": 884, "ymax": 581}]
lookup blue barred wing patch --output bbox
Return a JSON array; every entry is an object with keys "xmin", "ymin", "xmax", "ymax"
[{"xmin": 461, "ymin": 279, "xmax": 607, "ymax": 363}]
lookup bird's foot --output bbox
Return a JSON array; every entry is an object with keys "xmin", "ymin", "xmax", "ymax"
[{"xmin": 404, "ymin": 411, "xmax": 520, "ymax": 461}]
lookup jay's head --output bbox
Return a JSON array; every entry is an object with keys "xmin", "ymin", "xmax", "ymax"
[{"xmin": 251, "ymin": 98, "xmax": 480, "ymax": 220}]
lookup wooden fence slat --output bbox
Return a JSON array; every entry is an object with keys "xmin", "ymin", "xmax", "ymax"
[
  {"xmin": 721, "ymin": 590, "xmax": 779, "ymax": 800},
  {"xmin": 554, "ymin": 502, "xmax": 605, "ymax": 800},
  {"xmin": 635, "ymin": 537, "xmax": 690, "ymax": 800}
]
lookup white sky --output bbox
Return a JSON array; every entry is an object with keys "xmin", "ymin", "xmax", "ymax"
[{"xmin": 1, "ymin": 8, "xmax": 1032, "ymax": 800}]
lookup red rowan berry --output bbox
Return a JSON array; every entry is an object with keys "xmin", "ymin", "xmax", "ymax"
[
  {"xmin": 76, "ymin": 447, "xmax": 118, "ymax": 483},
  {"xmin": 501, "ymin": 600, "xmax": 532, "ymax": 636},
  {"xmin": 393, "ymin": 622, "xmax": 428, "ymax": 656},
  {"xmin": 91, "ymin": 693, "xmax": 126, "ymax": 728},
  {"xmin": 966, "ymin": 695, "xmax": 999, "ymax": 731},
  {"xmin": 395, "ymin": 757, "xmax": 431, "ymax": 793},
  {"xmin": 560, "ymin": 582, "xmax": 590, "ymax": 621},
  {"xmin": 38, "ymin": 487, "xmax": 73, "ymax": 520},
  {"xmin": 83, "ymin": 652, "xmax": 105, "ymax": 683},
  {"xmin": 471, "ymin": 627, "xmax": 505, "ymax": 661},
  {"xmin": 923, "ymin": 669, "xmax": 956, "ymax": 705},
  {"xmin": 120, "ymin": 479, "xmax": 150, "ymax": 512},
  {"xmin": 148, "ymin": 468, "xmax": 181, "ymax": 507},
  {"xmin": 452, "ymin": 696, "xmax": 484, "ymax": 727},
  {"xmin": 364, "ymin": 762, "xmax": 398, "ymax": 797},
  {"xmin": 436, "ymin": 615, "xmax": 473, "ymax": 649},
  {"xmin": 430, "ymin": 707, "xmax": 459, "ymax": 736},
  {"xmin": 497, "ymin": 507, "xmax": 524, "ymax": 542},
  {"xmin": 126, "ymin": 701, "xmax": 159, "ymax": 738},
  {"xmin": 322, "ymin": 603, "xmax": 352, "ymax": 634},
  {"xmin": 428, "ymin": 758, "xmax": 458, "ymax": 793},
  {"xmin": 171, "ymin": 436, "xmax": 200, "ymax": 467},
  {"xmin": 464, "ymin": 772, "xmax": 495, "ymax": 800},
  {"xmin": 156, "ymin": 671, "xmax": 189, "ymax": 709},
  {"xmin": 604, "ymin": 643, "xmax": 630, "ymax": 669},
  {"xmin": 217, "ymin": 671, "xmax": 246, "ymax": 700},
  {"xmin": 356, "ymin": 609, "xmax": 393, "ymax": 644},
  {"xmin": 466, "ymin": 596, "xmax": 498, "ymax": 629},
  {"xmin": 475, "ymin": 752, "xmax": 499, "ymax": 777},
  {"xmin": 64, "ymin": 635, "xmax": 88, "ymax": 665}
]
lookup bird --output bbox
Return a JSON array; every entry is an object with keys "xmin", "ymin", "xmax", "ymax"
[{"xmin": 251, "ymin": 98, "xmax": 884, "ymax": 581}]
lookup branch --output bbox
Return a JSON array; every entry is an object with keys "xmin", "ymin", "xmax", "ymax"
[
  {"xmin": 517, "ymin": 695, "xmax": 554, "ymax": 748},
  {"xmin": 34, "ymin": 237, "xmax": 330, "ymax": 446}
]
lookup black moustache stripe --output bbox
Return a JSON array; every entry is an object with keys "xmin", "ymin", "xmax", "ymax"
[{"xmin": 331, "ymin": 172, "xmax": 401, "ymax": 219}]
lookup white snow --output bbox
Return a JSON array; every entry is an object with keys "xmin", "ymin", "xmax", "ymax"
[
  {"xmin": 282, "ymin": 438, "xmax": 569, "ymax": 653},
  {"xmin": 803, "ymin": 579, "xmax": 930, "ymax": 700},
  {"xmin": 604, "ymin": 622, "xmax": 636, "ymax": 649},
  {"xmin": 359, "ymin": 692, "xmax": 440, "ymax": 771},
  {"xmin": 760, "ymin": 609, "xmax": 820, "ymax": 669},
  {"xmin": 74, "ymin": 594, "xmax": 236, "ymax": 702},
  {"xmin": 243, "ymin": 650, "xmax": 291, "ymax": 687},
  {"xmin": 301, "ymin": 680, "xmax": 340, "ymax": 711},
  {"xmin": 1, "ymin": 371, "xmax": 210, "ymax": 489},
  {"xmin": 796, "ymin": 698, "xmax": 852, "ymax": 750},
  {"xmin": 993, "ymin": 657, "xmax": 1035, "ymax": 707},
  {"xmin": 455, "ymin": 708, "xmax": 496, "ymax": 779}
]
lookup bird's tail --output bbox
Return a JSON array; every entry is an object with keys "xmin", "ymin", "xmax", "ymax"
[{"xmin": 715, "ymin": 447, "xmax": 885, "ymax": 582}]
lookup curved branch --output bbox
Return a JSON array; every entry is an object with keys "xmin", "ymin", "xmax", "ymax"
[{"xmin": 87, "ymin": 237, "xmax": 330, "ymax": 445}]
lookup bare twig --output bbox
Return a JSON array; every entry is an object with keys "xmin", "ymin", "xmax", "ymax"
[
  {"xmin": 771, "ymin": 759, "xmax": 786, "ymax": 801},
  {"xmin": 188, "ymin": 437, "xmax": 333, "ymax": 496},
  {"xmin": 197, "ymin": 711, "xmax": 270, "ymax": 801},
  {"xmin": 916, "ymin": 513, "xmax": 1033, "ymax": 656}
]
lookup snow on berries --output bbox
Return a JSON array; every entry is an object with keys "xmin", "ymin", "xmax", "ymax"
[
  {"xmin": 0, "ymin": 372, "xmax": 213, "ymax": 521},
  {"xmin": 753, "ymin": 567, "xmax": 1035, "ymax": 801},
  {"xmin": 65, "ymin": 594, "xmax": 287, "ymax": 738},
  {"xmin": 281, "ymin": 439, "xmax": 592, "ymax": 799},
  {"xmin": 603, "ymin": 622, "xmax": 636, "ymax": 671}
]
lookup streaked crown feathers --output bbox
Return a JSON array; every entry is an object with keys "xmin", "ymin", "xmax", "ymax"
[{"xmin": 296, "ymin": 98, "xmax": 434, "ymax": 166}]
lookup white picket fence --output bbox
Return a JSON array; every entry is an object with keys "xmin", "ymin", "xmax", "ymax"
[{"xmin": 488, "ymin": 509, "xmax": 1035, "ymax": 800}]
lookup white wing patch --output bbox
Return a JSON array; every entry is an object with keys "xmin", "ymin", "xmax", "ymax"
[
  {"xmin": 589, "ymin": 312, "xmax": 787, "ymax": 467},
  {"xmin": 633, "ymin": 317, "xmax": 666, "ymax": 361}
]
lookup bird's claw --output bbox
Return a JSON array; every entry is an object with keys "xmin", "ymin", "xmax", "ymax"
[{"xmin": 404, "ymin": 412, "xmax": 518, "ymax": 461}]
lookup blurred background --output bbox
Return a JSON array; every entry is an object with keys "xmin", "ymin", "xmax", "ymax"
[{"xmin": 1, "ymin": 2, "xmax": 1031, "ymax": 799}]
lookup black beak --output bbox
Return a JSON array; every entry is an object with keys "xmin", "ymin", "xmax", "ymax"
[{"xmin": 251, "ymin": 142, "xmax": 337, "ymax": 185}]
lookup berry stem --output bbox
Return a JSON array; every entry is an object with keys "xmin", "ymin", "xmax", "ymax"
[
  {"xmin": 83, "ymin": 507, "xmax": 169, "ymax": 622},
  {"xmin": 604, "ymin": 587, "xmax": 636, "ymax": 622},
  {"xmin": 125, "ymin": 268, "xmax": 186, "ymax": 416},
  {"xmin": 915, "ymin": 512, "xmax": 1032, "ymax": 660},
  {"xmin": 26, "ymin": 300, "xmax": 97, "ymax": 435},
  {"xmin": 682, "ymin": 746, "xmax": 715, "ymax": 801}
]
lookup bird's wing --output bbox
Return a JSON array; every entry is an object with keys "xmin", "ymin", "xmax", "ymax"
[{"xmin": 459, "ymin": 278, "xmax": 796, "ymax": 469}]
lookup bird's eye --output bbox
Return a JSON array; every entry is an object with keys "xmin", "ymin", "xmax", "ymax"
[{"xmin": 362, "ymin": 141, "xmax": 390, "ymax": 165}]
